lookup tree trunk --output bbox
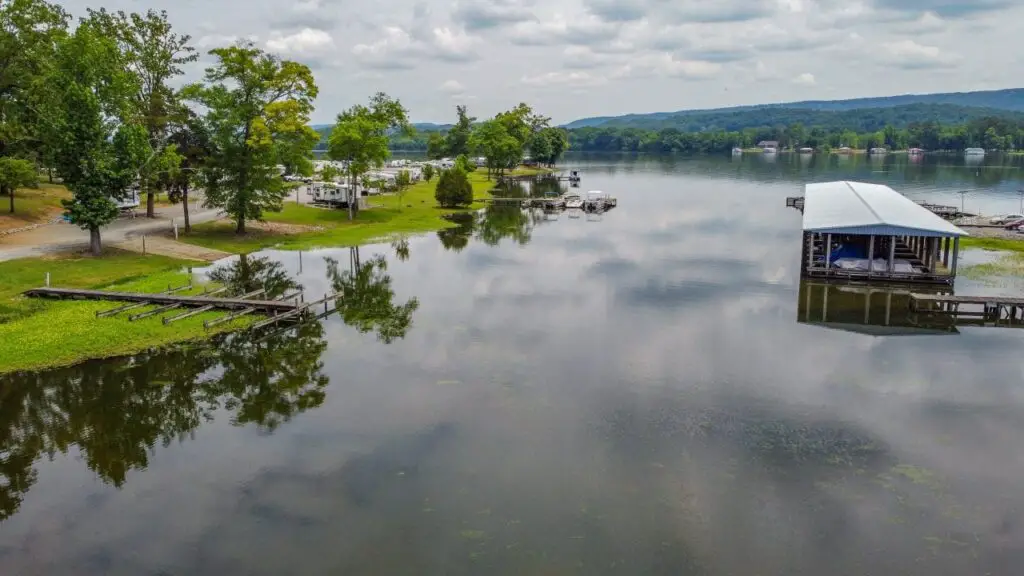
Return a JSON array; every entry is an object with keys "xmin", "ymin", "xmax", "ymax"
[
  {"xmin": 3, "ymin": 184, "xmax": 11, "ymax": 214},
  {"xmin": 235, "ymin": 211, "xmax": 246, "ymax": 235},
  {"xmin": 182, "ymin": 187, "xmax": 191, "ymax": 233},
  {"xmin": 146, "ymin": 191, "xmax": 155, "ymax": 218},
  {"xmin": 89, "ymin": 227, "xmax": 102, "ymax": 256},
  {"xmin": 347, "ymin": 171, "xmax": 354, "ymax": 221},
  {"xmin": 47, "ymin": 168, "xmax": 53, "ymax": 183}
]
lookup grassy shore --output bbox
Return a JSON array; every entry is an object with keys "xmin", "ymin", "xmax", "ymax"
[
  {"xmin": 0, "ymin": 183, "xmax": 71, "ymax": 231},
  {"xmin": 0, "ymin": 250, "xmax": 247, "ymax": 375},
  {"xmin": 178, "ymin": 168, "xmax": 503, "ymax": 254},
  {"xmin": 960, "ymin": 236, "xmax": 1024, "ymax": 254}
]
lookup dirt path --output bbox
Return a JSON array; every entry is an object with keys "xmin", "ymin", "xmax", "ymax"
[
  {"xmin": 113, "ymin": 235, "xmax": 233, "ymax": 262},
  {"xmin": 0, "ymin": 203, "xmax": 224, "ymax": 261}
]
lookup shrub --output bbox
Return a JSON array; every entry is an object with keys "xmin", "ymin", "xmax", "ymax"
[{"xmin": 434, "ymin": 168, "xmax": 473, "ymax": 207}]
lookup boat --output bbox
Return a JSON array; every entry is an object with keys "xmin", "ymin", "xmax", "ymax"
[
  {"xmin": 869, "ymin": 147, "xmax": 887, "ymax": 155},
  {"xmin": 564, "ymin": 193, "xmax": 583, "ymax": 209},
  {"xmin": 584, "ymin": 190, "xmax": 616, "ymax": 212},
  {"xmin": 762, "ymin": 146, "xmax": 777, "ymax": 155},
  {"xmin": 909, "ymin": 148, "xmax": 925, "ymax": 155},
  {"xmin": 965, "ymin": 147, "xmax": 985, "ymax": 156},
  {"xmin": 568, "ymin": 169, "xmax": 581, "ymax": 183},
  {"xmin": 732, "ymin": 147, "xmax": 743, "ymax": 155},
  {"xmin": 799, "ymin": 147, "xmax": 813, "ymax": 154}
]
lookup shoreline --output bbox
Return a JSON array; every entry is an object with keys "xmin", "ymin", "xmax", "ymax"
[{"xmin": 0, "ymin": 167, "xmax": 552, "ymax": 375}]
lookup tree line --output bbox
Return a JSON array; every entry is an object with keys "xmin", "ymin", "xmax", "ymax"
[{"xmin": 566, "ymin": 115, "xmax": 1024, "ymax": 154}]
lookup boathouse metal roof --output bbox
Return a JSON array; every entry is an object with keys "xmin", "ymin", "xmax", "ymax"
[{"xmin": 802, "ymin": 181, "xmax": 968, "ymax": 238}]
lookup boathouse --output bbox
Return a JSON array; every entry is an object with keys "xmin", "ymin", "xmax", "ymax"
[{"xmin": 799, "ymin": 181, "xmax": 968, "ymax": 285}]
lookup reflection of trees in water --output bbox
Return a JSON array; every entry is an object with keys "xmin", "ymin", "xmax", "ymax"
[
  {"xmin": 390, "ymin": 235, "xmax": 410, "ymax": 262},
  {"xmin": 207, "ymin": 254, "xmax": 303, "ymax": 299},
  {"xmin": 326, "ymin": 248, "xmax": 420, "ymax": 344},
  {"xmin": 437, "ymin": 213, "xmax": 474, "ymax": 252},
  {"xmin": 0, "ymin": 321, "xmax": 329, "ymax": 522},
  {"xmin": 476, "ymin": 203, "xmax": 532, "ymax": 246}
]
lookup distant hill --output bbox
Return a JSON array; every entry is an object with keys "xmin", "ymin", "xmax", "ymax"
[
  {"xmin": 563, "ymin": 88, "xmax": 1024, "ymax": 129},
  {"xmin": 564, "ymin": 103, "xmax": 1024, "ymax": 133}
]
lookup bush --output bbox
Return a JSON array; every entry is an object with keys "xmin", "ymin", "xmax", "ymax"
[
  {"xmin": 422, "ymin": 163, "xmax": 434, "ymax": 182},
  {"xmin": 434, "ymin": 168, "xmax": 473, "ymax": 208}
]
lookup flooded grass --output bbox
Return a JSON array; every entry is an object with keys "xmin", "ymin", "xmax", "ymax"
[{"xmin": 0, "ymin": 250, "xmax": 246, "ymax": 374}]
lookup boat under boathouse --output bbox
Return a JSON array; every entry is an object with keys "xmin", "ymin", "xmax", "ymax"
[{"xmin": 799, "ymin": 181, "xmax": 969, "ymax": 285}]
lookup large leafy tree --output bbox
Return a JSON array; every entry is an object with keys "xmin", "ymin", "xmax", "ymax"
[
  {"xmin": 163, "ymin": 109, "xmax": 211, "ymax": 233},
  {"xmin": 49, "ymin": 21, "xmax": 147, "ymax": 255},
  {"xmin": 444, "ymin": 104, "xmax": 474, "ymax": 157},
  {"xmin": 0, "ymin": 0, "xmax": 69, "ymax": 212},
  {"xmin": 185, "ymin": 43, "xmax": 318, "ymax": 234},
  {"xmin": 84, "ymin": 8, "xmax": 196, "ymax": 218},
  {"xmin": 327, "ymin": 92, "xmax": 411, "ymax": 220},
  {"xmin": 528, "ymin": 127, "xmax": 568, "ymax": 167},
  {"xmin": 469, "ymin": 120, "xmax": 521, "ymax": 178}
]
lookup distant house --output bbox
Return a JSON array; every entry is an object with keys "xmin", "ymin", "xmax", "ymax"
[{"xmin": 758, "ymin": 140, "xmax": 779, "ymax": 149}]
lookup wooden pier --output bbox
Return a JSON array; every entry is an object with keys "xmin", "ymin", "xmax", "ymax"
[
  {"xmin": 909, "ymin": 293, "xmax": 1024, "ymax": 322},
  {"xmin": 25, "ymin": 287, "xmax": 299, "ymax": 313}
]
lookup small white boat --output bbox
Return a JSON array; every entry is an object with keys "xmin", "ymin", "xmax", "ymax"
[
  {"xmin": 965, "ymin": 147, "xmax": 985, "ymax": 156},
  {"xmin": 732, "ymin": 147, "xmax": 743, "ymax": 155},
  {"xmin": 564, "ymin": 193, "xmax": 583, "ymax": 209}
]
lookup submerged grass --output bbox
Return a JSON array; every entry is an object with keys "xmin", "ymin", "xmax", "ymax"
[
  {"xmin": 177, "ymin": 168, "xmax": 508, "ymax": 254},
  {"xmin": 0, "ymin": 250, "xmax": 246, "ymax": 375},
  {"xmin": 959, "ymin": 236, "xmax": 1024, "ymax": 254}
]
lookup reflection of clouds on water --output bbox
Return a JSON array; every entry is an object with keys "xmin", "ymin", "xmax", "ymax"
[{"xmin": 5, "ymin": 157, "xmax": 1024, "ymax": 573}]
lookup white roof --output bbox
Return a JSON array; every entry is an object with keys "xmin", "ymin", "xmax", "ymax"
[{"xmin": 802, "ymin": 181, "xmax": 968, "ymax": 238}]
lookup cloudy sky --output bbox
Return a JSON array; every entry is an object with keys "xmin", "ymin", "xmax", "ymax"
[{"xmin": 59, "ymin": 0, "xmax": 1024, "ymax": 125}]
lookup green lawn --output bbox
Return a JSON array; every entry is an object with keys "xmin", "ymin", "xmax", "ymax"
[
  {"xmin": 179, "ymin": 168, "xmax": 500, "ymax": 254},
  {"xmin": 959, "ymin": 236, "xmax": 1024, "ymax": 254},
  {"xmin": 0, "ymin": 250, "xmax": 247, "ymax": 374},
  {"xmin": 0, "ymin": 183, "xmax": 71, "ymax": 230}
]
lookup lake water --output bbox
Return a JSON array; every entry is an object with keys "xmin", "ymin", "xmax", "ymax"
[{"xmin": 3, "ymin": 153, "xmax": 1024, "ymax": 575}]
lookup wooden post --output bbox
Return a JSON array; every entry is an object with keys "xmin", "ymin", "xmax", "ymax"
[
  {"xmin": 867, "ymin": 235, "xmax": 875, "ymax": 277},
  {"xmin": 806, "ymin": 232, "xmax": 814, "ymax": 272},
  {"xmin": 943, "ymin": 237, "xmax": 950, "ymax": 267},
  {"xmin": 825, "ymin": 233, "xmax": 832, "ymax": 270},
  {"xmin": 951, "ymin": 237, "xmax": 960, "ymax": 277},
  {"xmin": 885, "ymin": 291, "xmax": 892, "ymax": 326},
  {"xmin": 45, "ymin": 272, "xmax": 50, "ymax": 287},
  {"xmin": 142, "ymin": 235, "xmax": 146, "ymax": 254},
  {"xmin": 888, "ymin": 235, "xmax": 896, "ymax": 273}
]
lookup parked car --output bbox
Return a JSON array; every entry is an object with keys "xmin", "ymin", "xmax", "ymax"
[{"xmin": 989, "ymin": 214, "xmax": 1024, "ymax": 224}]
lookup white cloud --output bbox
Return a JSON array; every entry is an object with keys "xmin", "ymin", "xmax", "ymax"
[
  {"xmin": 793, "ymin": 72, "xmax": 816, "ymax": 85},
  {"xmin": 440, "ymin": 80, "xmax": 465, "ymax": 93},
  {"xmin": 352, "ymin": 25, "xmax": 479, "ymax": 69},
  {"xmin": 266, "ymin": 28, "xmax": 334, "ymax": 57},
  {"xmin": 882, "ymin": 39, "xmax": 961, "ymax": 69},
  {"xmin": 521, "ymin": 71, "xmax": 609, "ymax": 88},
  {"xmin": 507, "ymin": 14, "xmax": 620, "ymax": 46},
  {"xmin": 453, "ymin": 0, "xmax": 536, "ymax": 31},
  {"xmin": 620, "ymin": 54, "xmax": 722, "ymax": 80},
  {"xmin": 195, "ymin": 34, "xmax": 239, "ymax": 49}
]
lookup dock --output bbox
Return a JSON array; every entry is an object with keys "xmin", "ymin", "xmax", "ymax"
[
  {"xmin": 909, "ymin": 293, "xmax": 1024, "ymax": 321},
  {"xmin": 24, "ymin": 287, "xmax": 299, "ymax": 313}
]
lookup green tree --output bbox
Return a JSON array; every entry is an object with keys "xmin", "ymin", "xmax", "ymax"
[
  {"xmin": 395, "ymin": 169, "xmax": 411, "ymax": 208},
  {"xmin": 0, "ymin": 0, "xmax": 69, "ymax": 212},
  {"xmin": 434, "ymin": 167, "xmax": 473, "ymax": 208},
  {"xmin": 84, "ymin": 8, "xmax": 197, "ymax": 218},
  {"xmin": 49, "ymin": 22, "xmax": 147, "ymax": 255},
  {"xmin": 470, "ymin": 120, "xmax": 521, "ymax": 178},
  {"xmin": 426, "ymin": 132, "xmax": 446, "ymax": 159},
  {"xmin": 185, "ymin": 42, "xmax": 318, "ymax": 234},
  {"xmin": 0, "ymin": 158, "xmax": 37, "ymax": 213},
  {"xmin": 455, "ymin": 154, "xmax": 473, "ymax": 173},
  {"xmin": 422, "ymin": 162, "xmax": 434, "ymax": 182},
  {"xmin": 444, "ymin": 104, "xmax": 474, "ymax": 157},
  {"xmin": 320, "ymin": 164, "xmax": 340, "ymax": 182},
  {"xmin": 164, "ymin": 110, "xmax": 210, "ymax": 232},
  {"xmin": 327, "ymin": 92, "xmax": 411, "ymax": 221}
]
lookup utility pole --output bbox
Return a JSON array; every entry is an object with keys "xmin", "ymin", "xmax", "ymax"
[{"xmin": 957, "ymin": 190, "xmax": 969, "ymax": 215}]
